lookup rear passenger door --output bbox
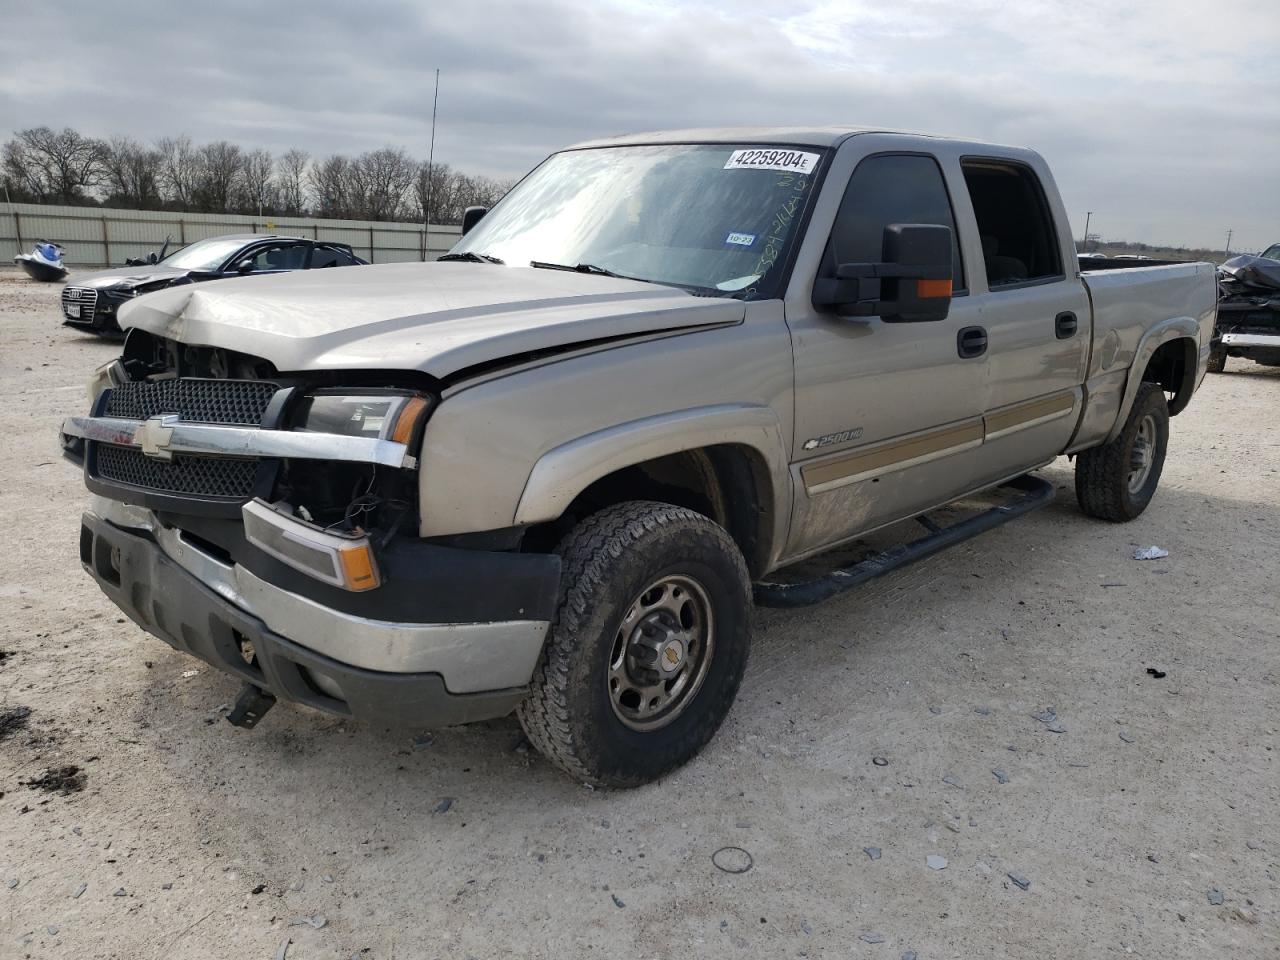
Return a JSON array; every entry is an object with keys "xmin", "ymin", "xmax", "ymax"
[
  {"xmin": 308, "ymin": 245, "xmax": 362, "ymax": 269},
  {"xmin": 784, "ymin": 152, "xmax": 987, "ymax": 558},
  {"xmin": 958, "ymin": 159, "xmax": 1090, "ymax": 483}
]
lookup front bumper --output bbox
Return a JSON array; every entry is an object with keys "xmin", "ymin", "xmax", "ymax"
[
  {"xmin": 80, "ymin": 505, "xmax": 559, "ymax": 727},
  {"xmin": 1220, "ymin": 331, "xmax": 1280, "ymax": 349}
]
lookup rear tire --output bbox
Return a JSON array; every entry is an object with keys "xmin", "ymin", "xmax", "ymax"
[
  {"xmin": 1075, "ymin": 381, "xmax": 1169, "ymax": 522},
  {"xmin": 517, "ymin": 501, "xmax": 752, "ymax": 788},
  {"xmin": 1207, "ymin": 343, "xmax": 1227, "ymax": 373}
]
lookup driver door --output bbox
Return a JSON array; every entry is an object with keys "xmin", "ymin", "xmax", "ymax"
[{"xmin": 784, "ymin": 152, "xmax": 988, "ymax": 559}]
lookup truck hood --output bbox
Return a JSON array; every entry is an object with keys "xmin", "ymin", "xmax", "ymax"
[{"xmin": 119, "ymin": 261, "xmax": 745, "ymax": 379}]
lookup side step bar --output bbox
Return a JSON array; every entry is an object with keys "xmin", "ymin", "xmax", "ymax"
[{"xmin": 754, "ymin": 474, "xmax": 1055, "ymax": 609}]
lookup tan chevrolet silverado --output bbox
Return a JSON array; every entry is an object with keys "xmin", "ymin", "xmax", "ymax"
[{"xmin": 61, "ymin": 127, "xmax": 1217, "ymax": 786}]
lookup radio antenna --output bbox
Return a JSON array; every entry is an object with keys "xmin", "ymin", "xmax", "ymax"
[{"xmin": 423, "ymin": 68, "xmax": 440, "ymax": 261}]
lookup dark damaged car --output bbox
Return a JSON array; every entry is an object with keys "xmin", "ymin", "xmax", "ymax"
[
  {"xmin": 1209, "ymin": 242, "xmax": 1280, "ymax": 372},
  {"xmin": 60, "ymin": 234, "xmax": 367, "ymax": 334}
]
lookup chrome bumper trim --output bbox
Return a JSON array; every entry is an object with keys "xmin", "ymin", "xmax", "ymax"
[
  {"xmin": 1221, "ymin": 332, "xmax": 1280, "ymax": 348},
  {"xmin": 123, "ymin": 517, "xmax": 548, "ymax": 693},
  {"xmin": 62, "ymin": 415, "xmax": 417, "ymax": 470}
]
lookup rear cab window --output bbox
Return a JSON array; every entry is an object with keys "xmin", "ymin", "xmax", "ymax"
[
  {"xmin": 961, "ymin": 160, "xmax": 1063, "ymax": 289},
  {"xmin": 824, "ymin": 153, "xmax": 966, "ymax": 294}
]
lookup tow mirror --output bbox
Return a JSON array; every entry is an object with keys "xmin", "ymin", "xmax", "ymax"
[
  {"xmin": 461, "ymin": 205, "xmax": 488, "ymax": 235},
  {"xmin": 812, "ymin": 223, "xmax": 953, "ymax": 322}
]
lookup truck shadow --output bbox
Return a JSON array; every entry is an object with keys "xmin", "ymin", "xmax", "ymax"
[{"xmin": 127, "ymin": 458, "xmax": 1277, "ymax": 852}]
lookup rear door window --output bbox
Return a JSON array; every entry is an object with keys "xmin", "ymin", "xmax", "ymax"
[
  {"xmin": 310, "ymin": 245, "xmax": 360, "ymax": 268},
  {"xmin": 826, "ymin": 153, "xmax": 965, "ymax": 293},
  {"xmin": 961, "ymin": 161, "xmax": 1063, "ymax": 288}
]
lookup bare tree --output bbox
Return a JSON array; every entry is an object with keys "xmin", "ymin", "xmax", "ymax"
[
  {"xmin": 309, "ymin": 154, "xmax": 353, "ymax": 219},
  {"xmin": 155, "ymin": 135, "xmax": 200, "ymax": 209},
  {"xmin": 238, "ymin": 148, "xmax": 275, "ymax": 216},
  {"xmin": 1, "ymin": 127, "xmax": 104, "ymax": 204},
  {"xmin": 414, "ymin": 161, "xmax": 456, "ymax": 224},
  {"xmin": 4, "ymin": 127, "xmax": 518, "ymax": 220},
  {"xmin": 449, "ymin": 173, "xmax": 512, "ymax": 222},
  {"xmin": 101, "ymin": 136, "xmax": 162, "ymax": 209},
  {"xmin": 276, "ymin": 148, "xmax": 310, "ymax": 215},
  {"xmin": 192, "ymin": 140, "xmax": 244, "ymax": 213},
  {"xmin": 349, "ymin": 147, "xmax": 416, "ymax": 221}
]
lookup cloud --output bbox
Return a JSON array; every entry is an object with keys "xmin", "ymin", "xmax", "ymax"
[{"xmin": 1, "ymin": 0, "xmax": 1276, "ymax": 248}]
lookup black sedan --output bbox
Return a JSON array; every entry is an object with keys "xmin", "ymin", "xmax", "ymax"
[{"xmin": 60, "ymin": 234, "xmax": 367, "ymax": 333}]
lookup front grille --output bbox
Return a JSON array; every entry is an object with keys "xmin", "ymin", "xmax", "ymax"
[
  {"xmin": 62, "ymin": 286, "xmax": 97, "ymax": 321},
  {"xmin": 105, "ymin": 378, "xmax": 278, "ymax": 425},
  {"xmin": 96, "ymin": 445, "xmax": 259, "ymax": 500}
]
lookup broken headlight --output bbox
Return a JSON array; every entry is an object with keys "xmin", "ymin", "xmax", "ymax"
[{"xmin": 291, "ymin": 391, "xmax": 431, "ymax": 445}]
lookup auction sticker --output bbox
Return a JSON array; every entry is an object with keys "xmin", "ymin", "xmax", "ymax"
[{"xmin": 723, "ymin": 148, "xmax": 819, "ymax": 175}]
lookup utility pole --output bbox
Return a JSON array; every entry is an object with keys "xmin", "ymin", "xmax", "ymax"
[
  {"xmin": 1224, "ymin": 228, "xmax": 1232, "ymax": 257},
  {"xmin": 1081, "ymin": 211, "xmax": 1092, "ymax": 252},
  {"xmin": 423, "ymin": 68, "xmax": 440, "ymax": 261}
]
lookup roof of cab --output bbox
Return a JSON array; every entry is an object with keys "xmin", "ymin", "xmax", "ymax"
[
  {"xmin": 567, "ymin": 126, "xmax": 947, "ymax": 150},
  {"xmin": 565, "ymin": 126, "xmax": 1031, "ymax": 158}
]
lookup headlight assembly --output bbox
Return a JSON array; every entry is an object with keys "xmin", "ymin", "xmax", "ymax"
[{"xmin": 292, "ymin": 391, "xmax": 432, "ymax": 446}]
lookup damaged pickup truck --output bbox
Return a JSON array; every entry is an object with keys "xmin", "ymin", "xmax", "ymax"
[
  {"xmin": 62, "ymin": 127, "xmax": 1217, "ymax": 787},
  {"xmin": 1209, "ymin": 244, "xmax": 1280, "ymax": 372}
]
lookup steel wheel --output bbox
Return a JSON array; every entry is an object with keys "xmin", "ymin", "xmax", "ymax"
[
  {"xmin": 1128, "ymin": 414, "xmax": 1156, "ymax": 494},
  {"xmin": 607, "ymin": 574, "xmax": 715, "ymax": 732}
]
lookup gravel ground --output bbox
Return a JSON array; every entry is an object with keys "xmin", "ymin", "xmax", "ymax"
[{"xmin": 1, "ymin": 269, "xmax": 1276, "ymax": 959}]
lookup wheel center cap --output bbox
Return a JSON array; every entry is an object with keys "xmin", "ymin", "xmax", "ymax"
[{"xmin": 660, "ymin": 639, "xmax": 685, "ymax": 673}]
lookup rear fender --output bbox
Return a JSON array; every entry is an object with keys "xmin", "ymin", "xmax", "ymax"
[{"xmin": 1105, "ymin": 317, "xmax": 1200, "ymax": 443}]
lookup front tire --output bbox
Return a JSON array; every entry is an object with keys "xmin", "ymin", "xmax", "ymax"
[
  {"xmin": 1074, "ymin": 381, "xmax": 1169, "ymax": 522},
  {"xmin": 517, "ymin": 501, "xmax": 752, "ymax": 788}
]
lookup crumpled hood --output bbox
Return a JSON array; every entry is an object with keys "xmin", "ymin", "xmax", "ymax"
[
  {"xmin": 118, "ymin": 261, "xmax": 745, "ymax": 379},
  {"xmin": 69, "ymin": 265, "xmax": 188, "ymax": 289}
]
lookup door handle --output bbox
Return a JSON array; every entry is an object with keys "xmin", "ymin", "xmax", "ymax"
[
  {"xmin": 957, "ymin": 325, "xmax": 988, "ymax": 359},
  {"xmin": 1055, "ymin": 311, "xmax": 1078, "ymax": 339}
]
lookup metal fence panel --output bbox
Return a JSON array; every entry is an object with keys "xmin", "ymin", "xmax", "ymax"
[{"xmin": 1, "ymin": 202, "xmax": 461, "ymax": 268}]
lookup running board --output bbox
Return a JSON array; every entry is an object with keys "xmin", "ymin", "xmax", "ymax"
[{"xmin": 753, "ymin": 474, "xmax": 1055, "ymax": 608}]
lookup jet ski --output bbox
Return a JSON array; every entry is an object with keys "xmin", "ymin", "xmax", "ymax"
[{"xmin": 14, "ymin": 241, "xmax": 68, "ymax": 282}]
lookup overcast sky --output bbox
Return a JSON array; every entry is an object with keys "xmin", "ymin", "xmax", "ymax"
[{"xmin": 2, "ymin": 0, "xmax": 1277, "ymax": 250}]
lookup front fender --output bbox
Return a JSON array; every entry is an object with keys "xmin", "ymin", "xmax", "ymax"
[{"xmin": 514, "ymin": 403, "xmax": 791, "ymax": 558}]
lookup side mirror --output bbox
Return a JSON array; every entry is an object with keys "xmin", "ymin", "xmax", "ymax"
[
  {"xmin": 235, "ymin": 258, "xmax": 255, "ymax": 274},
  {"xmin": 147, "ymin": 252, "xmax": 158, "ymax": 265},
  {"xmin": 812, "ymin": 223, "xmax": 953, "ymax": 322},
  {"xmin": 461, "ymin": 205, "xmax": 488, "ymax": 235}
]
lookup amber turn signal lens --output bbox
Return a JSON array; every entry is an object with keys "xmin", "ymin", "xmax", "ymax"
[
  {"xmin": 917, "ymin": 278, "xmax": 953, "ymax": 299},
  {"xmin": 337, "ymin": 543, "xmax": 381, "ymax": 592},
  {"xmin": 390, "ymin": 395, "xmax": 431, "ymax": 444}
]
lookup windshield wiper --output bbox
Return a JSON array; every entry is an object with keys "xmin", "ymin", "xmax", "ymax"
[
  {"xmin": 530, "ymin": 260, "xmax": 631, "ymax": 279},
  {"xmin": 438, "ymin": 251, "xmax": 504, "ymax": 264}
]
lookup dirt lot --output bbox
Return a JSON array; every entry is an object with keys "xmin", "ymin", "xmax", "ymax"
[{"xmin": 0, "ymin": 269, "xmax": 1276, "ymax": 959}]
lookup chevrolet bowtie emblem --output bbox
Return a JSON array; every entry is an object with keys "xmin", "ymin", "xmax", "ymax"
[{"xmin": 135, "ymin": 414, "xmax": 180, "ymax": 461}]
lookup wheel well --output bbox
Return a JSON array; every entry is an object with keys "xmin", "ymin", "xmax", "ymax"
[
  {"xmin": 1142, "ymin": 337, "xmax": 1197, "ymax": 416},
  {"xmin": 524, "ymin": 445, "xmax": 774, "ymax": 579}
]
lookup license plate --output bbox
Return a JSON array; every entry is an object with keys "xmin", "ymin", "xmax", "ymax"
[{"xmin": 63, "ymin": 303, "xmax": 80, "ymax": 319}]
